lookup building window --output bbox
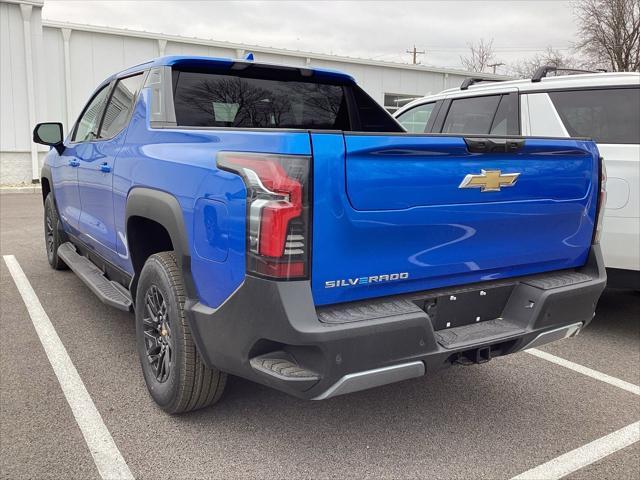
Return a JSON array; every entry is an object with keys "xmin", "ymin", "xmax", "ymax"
[{"xmin": 384, "ymin": 93, "xmax": 421, "ymax": 114}]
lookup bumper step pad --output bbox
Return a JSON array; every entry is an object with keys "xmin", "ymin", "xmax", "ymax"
[
  {"xmin": 57, "ymin": 242, "xmax": 132, "ymax": 311},
  {"xmin": 434, "ymin": 318, "xmax": 525, "ymax": 349},
  {"xmin": 523, "ymin": 271, "xmax": 592, "ymax": 290},
  {"xmin": 317, "ymin": 298, "xmax": 423, "ymax": 324},
  {"xmin": 250, "ymin": 351, "xmax": 319, "ymax": 382}
]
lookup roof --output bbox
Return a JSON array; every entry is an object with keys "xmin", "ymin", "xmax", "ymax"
[
  {"xmin": 395, "ymin": 72, "xmax": 640, "ymax": 115},
  {"xmin": 42, "ymin": 19, "xmax": 509, "ymax": 81},
  {"xmin": 113, "ymin": 55, "xmax": 357, "ymax": 83}
]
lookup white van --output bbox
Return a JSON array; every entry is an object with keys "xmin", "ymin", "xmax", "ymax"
[{"xmin": 395, "ymin": 68, "xmax": 640, "ymax": 288}]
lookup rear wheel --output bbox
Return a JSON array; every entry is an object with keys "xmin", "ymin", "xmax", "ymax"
[
  {"xmin": 44, "ymin": 193, "xmax": 68, "ymax": 270},
  {"xmin": 135, "ymin": 251, "xmax": 226, "ymax": 414}
]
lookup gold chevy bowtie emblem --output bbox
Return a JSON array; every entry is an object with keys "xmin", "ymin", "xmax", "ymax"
[{"xmin": 459, "ymin": 169, "xmax": 520, "ymax": 192}]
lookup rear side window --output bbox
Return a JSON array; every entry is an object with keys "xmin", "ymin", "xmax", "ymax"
[
  {"xmin": 396, "ymin": 102, "xmax": 436, "ymax": 133},
  {"xmin": 172, "ymin": 70, "xmax": 349, "ymax": 129},
  {"xmin": 99, "ymin": 73, "xmax": 145, "ymax": 139},
  {"xmin": 549, "ymin": 88, "xmax": 640, "ymax": 144},
  {"xmin": 441, "ymin": 94, "xmax": 519, "ymax": 135}
]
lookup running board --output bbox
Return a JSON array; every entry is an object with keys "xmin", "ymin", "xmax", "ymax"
[{"xmin": 57, "ymin": 242, "xmax": 132, "ymax": 311}]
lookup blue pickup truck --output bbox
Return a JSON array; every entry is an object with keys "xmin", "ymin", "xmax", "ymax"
[{"xmin": 34, "ymin": 56, "xmax": 606, "ymax": 413}]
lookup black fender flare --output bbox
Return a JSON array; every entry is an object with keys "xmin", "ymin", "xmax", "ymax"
[
  {"xmin": 40, "ymin": 163, "xmax": 53, "ymax": 203},
  {"xmin": 125, "ymin": 187, "xmax": 197, "ymax": 299}
]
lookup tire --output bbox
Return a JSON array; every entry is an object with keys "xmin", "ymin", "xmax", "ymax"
[
  {"xmin": 135, "ymin": 251, "xmax": 227, "ymax": 414},
  {"xmin": 44, "ymin": 193, "xmax": 68, "ymax": 270}
]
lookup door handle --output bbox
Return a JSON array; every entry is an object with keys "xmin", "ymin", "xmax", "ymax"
[
  {"xmin": 99, "ymin": 162, "xmax": 111, "ymax": 173},
  {"xmin": 68, "ymin": 160, "xmax": 80, "ymax": 167}
]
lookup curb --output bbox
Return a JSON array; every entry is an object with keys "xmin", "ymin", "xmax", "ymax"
[{"xmin": 0, "ymin": 185, "xmax": 42, "ymax": 195}]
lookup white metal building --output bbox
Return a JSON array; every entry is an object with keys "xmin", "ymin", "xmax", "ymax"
[{"xmin": 0, "ymin": 0, "xmax": 506, "ymax": 185}]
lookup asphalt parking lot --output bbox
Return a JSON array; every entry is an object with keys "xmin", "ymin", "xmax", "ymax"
[{"xmin": 1, "ymin": 192, "xmax": 639, "ymax": 480}]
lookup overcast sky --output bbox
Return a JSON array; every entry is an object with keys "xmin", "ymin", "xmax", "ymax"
[{"xmin": 42, "ymin": 0, "xmax": 578, "ymax": 73}]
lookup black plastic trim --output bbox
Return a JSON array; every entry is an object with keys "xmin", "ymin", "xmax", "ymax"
[
  {"xmin": 187, "ymin": 246, "xmax": 606, "ymax": 400},
  {"xmin": 606, "ymin": 268, "xmax": 640, "ymax": 290},
  {"xmin": 532, "ymin": 65, "xmax": 600, "ymax": 82},
  {"xmin": 40, "ymin": 163, "xmax": 54, "ymax": 202},
  {"xmin": 460, "ymin": 77, "xmax": 506, "ymax": 90},
  {"xmin": 125, "ymin": 188, "xmax": 195, "ymax": 298}
]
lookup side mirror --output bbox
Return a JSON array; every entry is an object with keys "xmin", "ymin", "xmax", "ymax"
[{"xmin": 33, "ymin": 122, "xmax": 64, "ymax": 154}]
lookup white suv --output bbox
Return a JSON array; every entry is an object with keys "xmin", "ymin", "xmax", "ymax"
[{"xmin": 395, "ymin": 68, "xmax": 640, "ymax": 288}]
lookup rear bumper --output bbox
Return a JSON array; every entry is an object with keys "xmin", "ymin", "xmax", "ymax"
[{"xmin": 186, "ymin": 246, "xmax": 606, "ymax": 400}]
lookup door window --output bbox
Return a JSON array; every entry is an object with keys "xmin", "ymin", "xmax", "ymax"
[
  {"xmin": 72, "ymin": 85, "xmax": 111, "ymax": 142},
  {"xmin": 548, "ymin": 88, "xmax": 640, "ymax": 144},
  {"xmin": 99, "ymin": 73, "xmax": 145, "ymax": 139},
  {"xmin": 396, "ymin": 102, "xmax": 436, "ymax": 133},
  {"xmin": 490, "ymin": 93, "xmax": 519, "ymax": 135},
  {"xmin": 442, "ymin": 95, "xmax": 501, "ymax": 134}
]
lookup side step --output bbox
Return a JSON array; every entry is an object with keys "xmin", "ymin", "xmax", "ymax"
[{"xmin": 57, "ymin": 243, "xmax": 132, "ymax": 311}]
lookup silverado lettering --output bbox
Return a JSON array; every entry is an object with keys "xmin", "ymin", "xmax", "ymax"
[{"xmin": 325, "ymin": 272, "xmax": 410, "ymax": 288}]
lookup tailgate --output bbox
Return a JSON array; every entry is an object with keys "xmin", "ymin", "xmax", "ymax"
[{"xmin": 310, "ymin": 133, "xmax": 599, "ymax": 306}]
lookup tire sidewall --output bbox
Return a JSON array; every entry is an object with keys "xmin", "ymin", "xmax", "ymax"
[
  {"xmin": 44, "ymin": 193, "xmax": 66, "ymax": 268},
  {"xmin": 135, "ymin": 256, "xmax": 186, "ymax": 411}
]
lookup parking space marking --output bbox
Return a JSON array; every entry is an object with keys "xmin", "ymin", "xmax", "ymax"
[
  {"xmin": 511, "ymin": 420, "xmax": 640, "ymax": 479},
  {"xmin": 3, "ymin": 255, "xmax": 134, "ymax": 480},
  {"xmin": 526, "ymin": 348, "xmax": 640, "ymax": 396}
]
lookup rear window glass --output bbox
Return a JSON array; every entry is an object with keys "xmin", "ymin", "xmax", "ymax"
[
  {"xmin": 549, "ymin": 88, "xmax": 640, "ymax": 144},
  {"xmin": 172, "ymin": 70, "xmax": 349, "ymax": 129}
]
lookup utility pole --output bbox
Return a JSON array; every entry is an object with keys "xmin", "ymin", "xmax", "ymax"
[
  {"xmin": 488, "ymin": 62, "xmax": 505, "ymax": 74},
  {"xmin": 406, "ymin": 45, "xmax": 425, "ymax": 64}
]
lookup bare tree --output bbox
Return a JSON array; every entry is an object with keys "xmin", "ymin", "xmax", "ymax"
[
  {"xmin": 509, "ymin": 47, "xmax": 579, "ymax": 79},
  {"xmin": 460, "ymin": 39, "xmax": 497, "ymax": 73},
  {"xmin": 574, "ymin": 0, "xmax": 640, "ymax": 71}
]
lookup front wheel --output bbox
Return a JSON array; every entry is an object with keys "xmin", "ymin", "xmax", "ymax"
[
  {"xmin": 135, "ymin": 251, "xmax": 227, "ymax": 414},
  {"xmin": 44, "ymin": 193, "xmax": 68, "ymax": 270}
]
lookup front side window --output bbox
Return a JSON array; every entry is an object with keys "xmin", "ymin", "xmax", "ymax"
[
  {"xmin": 172, "ymin": 70, "xmax": 349, "ymax": 129},
  {"xmin": 549, "ymin": 88, "xmax": 640, "ymax": 144},
  {"xmin": 72, "ymin": 85, "xmax": 111, "ymax": 142},
  {"xmin": 99, "ymin": 73, "xmax": 145, "ymax": 139},
  {"xmin": 442, "ymin": 95, "xmax": 501, "ymax": 135},
  {"xmin": 396, "ymin": 102, "xmax": 436, "ymax": 133}
]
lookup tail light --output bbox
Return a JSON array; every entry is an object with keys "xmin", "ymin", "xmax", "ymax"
[
  {"xmin": 217, "ymin": 152, "xmax": 310, "ymax": 279},
  {"xmin": 593, "ymin": 157, "xmax": 607, "ymax": 244}
]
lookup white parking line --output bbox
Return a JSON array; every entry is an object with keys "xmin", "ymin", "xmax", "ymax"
[
  {"xmin": 526, "ymin": 348, "xmax": 640, "ymax": 396},
  {"xmin": 3, "ymin": 255, "xmax": 134, "ymax": 480},
  {"xmin": 511, "ymin": 421, "xmax": 640, "ymax": 479}
]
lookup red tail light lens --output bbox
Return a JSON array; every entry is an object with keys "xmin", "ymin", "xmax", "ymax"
[{"xmin": 217, "ymin": 152, "xmax": 310, "ymax": 279}]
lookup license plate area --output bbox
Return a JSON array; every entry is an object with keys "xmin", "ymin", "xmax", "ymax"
[{"xmin": 422, "ymin": 285, "xmax": 515, "ymax": 331}]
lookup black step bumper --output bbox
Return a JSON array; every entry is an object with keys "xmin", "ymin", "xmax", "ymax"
[{"xmin": 186, "ymin": 246, "xmax": 606, "ymax": 400}]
